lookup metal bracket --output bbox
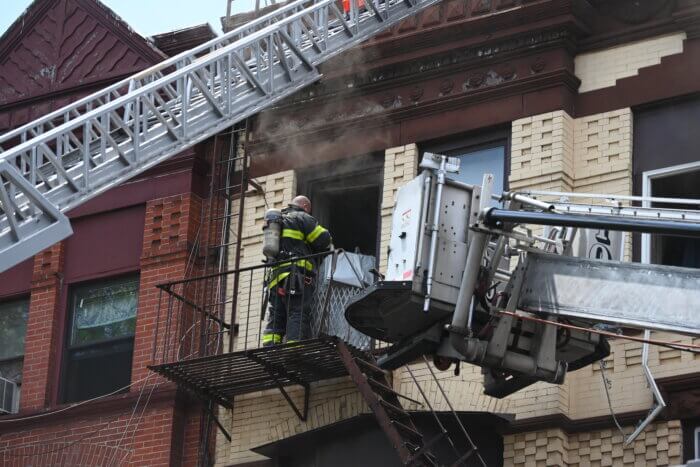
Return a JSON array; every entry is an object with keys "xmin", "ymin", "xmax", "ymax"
[
  {"xmin": 624, "ymin": 332, "xmax": 666, "ymax": 445},
  {"xmin": 247, "ymin": 353, "xmax": 309, "ymax": 421},
  {"xmin": 204, "ymin": 401, "xmax": 232, "ymax": 442}
]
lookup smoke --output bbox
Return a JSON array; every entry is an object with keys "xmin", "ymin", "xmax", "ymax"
[{"xmin": 251, "ymin": 42, "xmax": 396, "ymax": 171}]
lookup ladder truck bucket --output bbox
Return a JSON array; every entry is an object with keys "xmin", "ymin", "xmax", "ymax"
[{"xmin": 346, "ymin": 152, "xmax": 700, "ymax": 398}]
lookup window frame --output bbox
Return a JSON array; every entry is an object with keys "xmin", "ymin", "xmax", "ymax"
[
  {"xmin": 0, "ymin": 296, "xmax": 30, "ymax": 386},
  {"xmin": 59, "ymin": 274, "xmax": 140, "ymax": 404},
  {"xmin": 419, "ymin": 127, "xmax": 510, "ymax": 192},
  {"xmin": 641, "ymin": 160, "xmax": 700, "ymax": 264},
  {"xmin": 297, "ymin": 153, "xmax": 385, "ymax": 261}
]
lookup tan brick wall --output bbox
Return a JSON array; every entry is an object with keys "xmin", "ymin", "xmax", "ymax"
[
  {"xmin": 379, "ymin": 144, "xmax": 420, "ymax": 274},
  {"xmin": 569, "ymin": 334, "xmax": 700, "ymax": 420},
  {"xmin": 226, "ymin": 170, "xmax": 296, "ymax": 351},
  {"xmin": 510, "ymin": 111, "xmax": 574, "ymax": 192},
  {"xmin": 575, "ymin": 33, "xmax": 686, "ymax": 93},
  {"xmin": 503, "ymin": 421, "xmax": 683, "ymax": 466},
  {"xmin": 216, "ymin": 378, "xmax": 369, "ymax": 465}
]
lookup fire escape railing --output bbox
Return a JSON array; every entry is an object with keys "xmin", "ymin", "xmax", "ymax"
[{"xmin": 150, "ymin": 249, "xmax": 372, "ymax": 367}]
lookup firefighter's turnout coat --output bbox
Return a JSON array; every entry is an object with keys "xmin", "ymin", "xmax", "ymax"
[{"xmin": 263, "ymin": 206, "xmax": 331, "ymax": 345}]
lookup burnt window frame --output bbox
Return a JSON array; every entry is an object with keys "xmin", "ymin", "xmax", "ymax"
[{"xmin": 59, "ymin": 274, "xmax": 140, "ymax": 404}]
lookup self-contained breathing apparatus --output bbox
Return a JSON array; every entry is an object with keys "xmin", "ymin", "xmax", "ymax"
[
  {"xmin": 262, "ymin": 207, "xmax": 315, "ymax": 296},
  {"xmin": 263, "ymin": 208, "xmax": 283, "ymax": 261}
]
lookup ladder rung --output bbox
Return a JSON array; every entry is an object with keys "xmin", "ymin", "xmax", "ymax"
[
  {"xmin": 366, "ymin": 377, "xmax": 424, "ymax": 407},
  {"xmin": 391, "ymin": 420, "xmax": 422, "ymax": 443},
  {"xmin": 211, "ymin": 212, "xmax": 240, "ymax": 222},
  {"xmin": 378, "ymin": 399, "xmax": 410, "ymax": 420},
  {"xmin": 367, "ymin": 377, "xmax": 398, "ymax": 397},
  {"xmin": 355, "ymin": 357, "xmax": 388, "ymax": 377}
]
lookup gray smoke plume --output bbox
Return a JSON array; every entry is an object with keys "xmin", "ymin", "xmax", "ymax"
[{"xmin": 251, "ymin": 42, "xmax": 396, "ymax": 169}]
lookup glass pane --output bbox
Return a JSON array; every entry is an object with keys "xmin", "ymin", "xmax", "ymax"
[
  {"xmin": 71, "ymin": 276, "xmax": 139, "ymax": 346},
  {"xmin": 63, "ymin": 340, "xmax": 133, "ymax": 403},
  {"xmin": 0, "ymin": 359, "xmax": 23, "ymax": 384},
  {"xmin": 451, "ymin": 146, "xmax": 505, "ymax": 206},
  {"xmin": 0, "ymin": 299, "xmax": 29, "ymax": 361}
]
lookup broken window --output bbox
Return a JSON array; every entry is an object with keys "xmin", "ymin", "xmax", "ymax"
[
  {"xmin": 61, "ymin": 275, "xmax": 139, "ymax": 403},
  {"xmin": 297, "ymin": 154, "xmax": 383, "ymax": 258}
]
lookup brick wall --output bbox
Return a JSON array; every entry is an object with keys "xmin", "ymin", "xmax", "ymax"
[
  {"xmin": 134, "ymin": 193, "xmax": 204, "ymax": 384},
  {"xmin": 575, "ymin": 33, "xmax": 686, "ymax": 93},
  {"xmin": 379, "ymin": 144, "xmax": 420, "ymax": 274},
  {"xmin": 503, "ymin": 421, "xmax": 683, "ymax": 466},
  {"xmin": 510, "ymin": 111, "xmax": 574, "ymax": 193},
  {"xmin": 0, "ymin": 398, "xmax": 180, "ymax": 466},
  {"xmin": 1, "ymin": 188, "xmax": 206, "ymax": 466}
]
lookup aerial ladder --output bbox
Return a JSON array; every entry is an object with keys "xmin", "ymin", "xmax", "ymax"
[
  {"xmin": 346, "ymin": 153, "xmax": 700, "ymax": 442},
  {"xmin": 0, "ymin": 0, "xmax": 441, "ymax": 273}
]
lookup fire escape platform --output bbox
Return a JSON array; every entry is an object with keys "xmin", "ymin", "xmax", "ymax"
[{"xmin": 149, "ymin": 337, "xmax": 364, "ymax": 409}]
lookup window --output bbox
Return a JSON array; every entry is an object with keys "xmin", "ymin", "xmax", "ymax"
[
  {"xmin": 422, "ymin": 130, "xmax": 508, "ymax": 207},
  {"xmin": 695, "ymin": 426, "xmax": 700, "ymax": 460},
  {"xmin": 298, "ymin": 154, "xmax": 384, "ymax": 257},
  {"xmin": 449, "ymin": 145, "xmax": 506, "ymax": 203},
  {"xmin": 0, "ymin": 299, "xmax": 29, "ymax": 385},
  {"xmin": 61, "ymin": 276, "xmax": 139, "ymax": 403},
  {"xmin": 642, "ymin": 162, "xmax": 700, "ymax": 269}
]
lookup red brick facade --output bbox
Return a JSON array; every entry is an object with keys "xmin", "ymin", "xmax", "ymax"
[
  {"xmin": 0, "ymin": 184, "xmax": 209, "ymax": 465},
  {"xmin": 0, "ymin": 1, "xmax": 215, "ymax": 464}
]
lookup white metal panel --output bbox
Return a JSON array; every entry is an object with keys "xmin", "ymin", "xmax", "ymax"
[{"xmin": 386, "ymin": 173, "xmax": 427, "ymax": 282}]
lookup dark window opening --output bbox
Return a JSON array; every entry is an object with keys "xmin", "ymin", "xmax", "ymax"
[
  {"xmin": 651, "ymin": 168, "xmax": 700, "ymax": 268},
  {"xmin": 682, "ymin": 418, "xmax": 700, "ymax": 462},
  {"xmin": 61, "ymin": 275, "xmax": 139, "ymax": 404},
  {"xmin": 0, "ymin": 298, "xmax": 29, "ymax": 412},
  {"xmin": 298, "ymin": 154, "xmax": 383, "ymax": 258}
]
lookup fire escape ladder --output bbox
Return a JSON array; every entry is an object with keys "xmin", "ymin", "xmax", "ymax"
[{"xmin": 336, "ymin": 342, "xmax": 438, "ymax": 466}]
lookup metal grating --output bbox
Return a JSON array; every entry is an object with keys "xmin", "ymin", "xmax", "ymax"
[{"xmin": 149, "ymin": 337, "xmax": 364, "ymax": 408}]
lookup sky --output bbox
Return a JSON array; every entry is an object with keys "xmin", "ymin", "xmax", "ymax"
[{"xmin": 0, "ymin": 0, "xmax": 259, "ymax": 38}]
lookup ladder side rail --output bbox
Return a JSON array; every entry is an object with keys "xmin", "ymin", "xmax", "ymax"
[
  {"xmin": 0, "ymin": 0, "xmax": 317, "ymax": 150},
  {"xmin": 514, "ymin": 189, "xmax": 700, "ymax": 207},
  {"xmin": 550, "ymin": 203, "xmax": 700, "ymax": 223}
]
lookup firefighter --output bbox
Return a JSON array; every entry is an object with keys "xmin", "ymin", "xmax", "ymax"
[{"xmin": 262, "ymin": 195, "xmax": 332, "ymax": 346}]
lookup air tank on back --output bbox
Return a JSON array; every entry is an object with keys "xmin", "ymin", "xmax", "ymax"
[{"xmin": 262, "ymin": 209, "xmax": 283, "ymax": 260}]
